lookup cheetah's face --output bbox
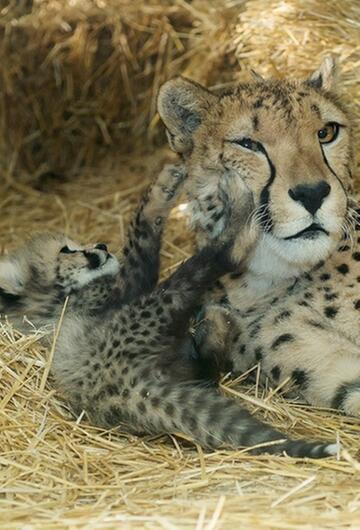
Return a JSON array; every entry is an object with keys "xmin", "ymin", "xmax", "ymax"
[
  {"xmin": 54, "ymin": 238, "xmax": 120, "ymax": 293},
  {"xmin": 158, "ymin": 58, "xmax": 354, "ymax": 269},
  {"xmin": 0, "ymin": 233, "xmax": 120, "ymax": 304}
]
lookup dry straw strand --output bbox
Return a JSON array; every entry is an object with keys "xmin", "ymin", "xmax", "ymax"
[{"xmin": 0, "ymin": 0, "xmax": 360, "ymax": 529}]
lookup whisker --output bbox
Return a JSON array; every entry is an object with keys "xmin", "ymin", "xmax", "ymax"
[
  {"xmin": 248, "ymin": 203, "xmax": 270, "ymax": 227},
  {"xmin": 340, "ymin": 200, "xmax": 359, "ymax": 251}
]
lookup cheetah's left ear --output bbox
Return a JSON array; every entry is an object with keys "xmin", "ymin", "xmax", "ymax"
[
  {"xmin": 306, "ymin": 56, "xmax": 337, "ymax": 91},
  {"xmin": 157, "ymin": 77, "xmax": 218, "ymax": 155}
]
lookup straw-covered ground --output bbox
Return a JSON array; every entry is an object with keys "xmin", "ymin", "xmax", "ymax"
[{"xmin": 1, "ymin": 0, "xmax": 360, "ymax": 529}]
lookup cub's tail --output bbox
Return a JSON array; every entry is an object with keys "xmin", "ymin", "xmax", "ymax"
[{"xmin": 98, "ymin": 381, "xmax": 337, "ymax": 459}]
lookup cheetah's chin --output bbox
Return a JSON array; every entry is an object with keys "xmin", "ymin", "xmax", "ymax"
[
  {"xmin": 248, "ymin": 232, "xmax": 339, "ymax": 281},
  {"xmin": 267, "ymin": 231, "xmax": 338, "ymax": 267}
]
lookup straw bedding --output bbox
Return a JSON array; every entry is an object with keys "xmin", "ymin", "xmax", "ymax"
[{"xmin": 1, "ymin": 0, "xmax": 360, "ymax": 528}]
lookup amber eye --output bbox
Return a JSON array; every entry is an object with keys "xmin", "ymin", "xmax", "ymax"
[{"xmin": 317, "ymin": 122, "xmax": 339, "ymax": 144}]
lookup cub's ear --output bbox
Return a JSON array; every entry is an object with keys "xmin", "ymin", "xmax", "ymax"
[
  {"xmin": 157, "ymin": 77, "xmax": 218, "ymax": 155},
  {"xmin": 0, "ymin": 259, "xmax": 25, "ymax": 297},
  {"xmin": 306, "ymin": 56, "xmax": 337, "ymax": 91}
]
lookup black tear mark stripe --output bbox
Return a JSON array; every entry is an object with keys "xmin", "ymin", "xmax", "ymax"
[
  {"xmin": 320, "ymin": 144, "xmax": 346, "ymax": 194},
  {"xmin": 258, "ymin": 143, "xmax": 276, "ymax": 232}
]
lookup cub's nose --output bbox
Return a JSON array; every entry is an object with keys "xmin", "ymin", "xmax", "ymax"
[
  {"xmin": 95, "ymin": 243, "xmax": 108, "ymax": 252},
  {"xmin": 288, "ymin": 181, "xmax": 331, "ymax": 215},
  {"xmin": 84, "ymin": 251, "xmax": 101, "ymax": 269}
]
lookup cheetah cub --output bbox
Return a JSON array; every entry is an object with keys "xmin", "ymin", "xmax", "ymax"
[{"xmin": 0, "ymin": 165, "xmax": 336, "ymax": 457}]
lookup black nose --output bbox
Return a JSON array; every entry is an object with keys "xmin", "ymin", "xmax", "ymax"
[
  {"xmin": 288, "ymin": 181, "xmax": 331, "ymax": 215},
  {"xmin": 95, "ymin": 243, "xmax": 108, "ymax": 252}
]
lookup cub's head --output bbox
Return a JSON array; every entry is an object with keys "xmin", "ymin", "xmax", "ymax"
[
  {"xmin": 158, "ymin": 58, "xmax": 355, "ymax": 274},
  {"xmin": 0, "ymin": 233, "xmax": 119, "ymax": 316}
]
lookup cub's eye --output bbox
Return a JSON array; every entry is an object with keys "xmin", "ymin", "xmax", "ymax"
[
  {"xmin": 230, "ymin": 137, "xmax": 258, "ymax": 151},
  {"xmin": 318, "ymin": 122, "xmax": 339, "ymax": 144},
  {"xmin": 60, "ymin": 246, "xmax": 76, "ymax": 254}
]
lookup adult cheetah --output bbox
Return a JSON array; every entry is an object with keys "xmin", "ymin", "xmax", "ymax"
[{"xmin": 158, "ymin": 57, "xmax": 360, "ymax": 417}]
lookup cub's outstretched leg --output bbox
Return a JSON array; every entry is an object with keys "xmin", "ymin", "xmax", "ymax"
[
  {"xmin": 118, "ymin": 163, "xmax": 186, "ymax": 302},
  {"xmin": 128, "ymin": 174, "xmax": 259, "ymax": 344},
  {"xmin": 95, "ymin": 377, "xmax": 337, "ymax": 458}
]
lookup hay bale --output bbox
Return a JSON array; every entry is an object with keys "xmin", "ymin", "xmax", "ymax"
[
  {"xmin": 1, "ymin": 0, "xmax": 359, "ymax": 186},
  {"xmin": 0, "ymin": 0, "xmax": 243, "ymax": 185},
  {"xmin": 0, "ymin": 0, "xmax": 196, "ymax": 184}
]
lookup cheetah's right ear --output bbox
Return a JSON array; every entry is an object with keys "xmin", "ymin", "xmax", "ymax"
[
  {"xmin": 157, "ymin": 77, "xmax": 218, "ymax": 155},
  {"xmin": 306, "ymin": 56, "xmax": 337, "ymax": 91}
]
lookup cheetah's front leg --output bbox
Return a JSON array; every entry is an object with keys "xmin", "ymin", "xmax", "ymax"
[
  {"xmin": 259, "ymin": 317, "xmax": 360, "ymax": 417},
  {"xmin": 196, "ymin": 304, "xmax": 360, "ymax": 417}
]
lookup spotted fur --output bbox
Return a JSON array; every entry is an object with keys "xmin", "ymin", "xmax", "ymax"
[{"xmin": 0, "ymin": 164, "xmax": 335, "ymax": 458}]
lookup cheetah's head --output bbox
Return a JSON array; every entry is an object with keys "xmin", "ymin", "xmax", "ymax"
[
  {"xmin": 158, "ymin": 58, "xmax": 355, "ymax": 277},
  {"xmin": 0, "ymin": 233, "xmax": 119, "ymax": 316}
]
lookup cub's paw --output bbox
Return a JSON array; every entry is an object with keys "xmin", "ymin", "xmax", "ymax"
[
  {"xmin": 219, "ymin": 174, "xmax": 256, "ymax": 232},
  {"xmin": 216, "ymin": 179, "xmax": 259, "ymax": 264},
  {"xmin": 193, "ymin": 304, "xmax": 239, "ymax": 373},
  {"xmin": 143, "ymin": 163, "xmax": 187, "ymax": 226},
  {"xmin": 190, "ymin": 195, "xmax": 228, "ymax": 239},
  {"xmin": 154, "ymin": 163, "xmax": 187, "ymax": 203}
]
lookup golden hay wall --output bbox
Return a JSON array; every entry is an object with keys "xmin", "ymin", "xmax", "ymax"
[
  {"xmin": 1, "ymin": 0, "xmax": 358, "ymax": 186},
  {"xmin": 1, "ymin": 1, "xmax": 360, "ymax": 529},
  {"xmin": 0, "ymin": 0, "xmax": 191, "ymax": 183}
]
